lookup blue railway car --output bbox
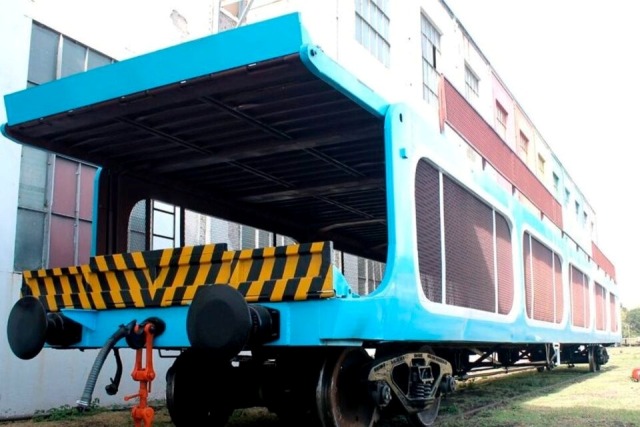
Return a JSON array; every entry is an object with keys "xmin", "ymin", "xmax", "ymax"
[{"xmin": 2, "ymin": 13, "xmax": 620, "ymax": 427}]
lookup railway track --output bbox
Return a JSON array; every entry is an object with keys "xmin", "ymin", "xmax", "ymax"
[{"xmin": 433, "ymin": 365, "xmax": 597, "ymax": 426}]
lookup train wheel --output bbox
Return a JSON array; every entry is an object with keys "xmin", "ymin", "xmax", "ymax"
[
  {"xmin": 408, "ymin": 346, "xmax": 441, "ymax": 427},
  {"xmin": 374, "ymin": 344, "xmax": 443, "ymax": 427},
  {"xmin": 408, "ymin": 397, "xmax": 441, "ymax": 427},
  {"xmin": 166, "ymin": 350, "xmax": 234, "ymax": 426},
  {"xmin": 261, "ymin": 350, "xmax": 325, "ymax": 425},
  {"xmin": 588, "ymin": 346, "xmax": 599, "ymax": 373},
  {"xmin": 317, "ymin": 347, "xmax": 378, "ymax": 427}
]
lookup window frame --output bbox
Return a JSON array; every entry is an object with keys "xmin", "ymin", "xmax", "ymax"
[
  {"xmin": 420, "ymin": 13, "xmax": 441, "ymax": 105},
  {"xmin": 354, "ymin": 0, "xmax": 391, "ymax": 67},
  {"xmin": 14, "ymin": 21, "xmax": 114, "ymax": 271},
  {"xmin": 464, "ymin": 64, "xmax": 480, "ymax": 100}
]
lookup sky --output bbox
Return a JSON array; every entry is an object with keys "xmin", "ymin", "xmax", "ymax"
[{"xmin": 444, "ymin": 0, "xmax": 640, "ymax": 309}]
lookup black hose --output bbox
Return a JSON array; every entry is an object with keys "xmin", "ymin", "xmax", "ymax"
[
  {"xmin": 104, "ymin": 348, "xmax": 123, "ymax": 396},
  {"xmin": 76, "ymin": 320, "xmax": 135, "ymax": 410}
]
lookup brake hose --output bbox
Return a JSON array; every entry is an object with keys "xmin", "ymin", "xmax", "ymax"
[
  {"xmin": 105, "ymin": 348, "xmax": 123, "ymax": 396},
  {"xmin": 77, "ymin": 320, "xmax": 136, "ymax": 410}
]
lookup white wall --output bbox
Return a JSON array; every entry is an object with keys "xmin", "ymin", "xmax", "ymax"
[
  {"xmin": 0, "ymin": 0, "xmax": 31, "ymax": 417},
  {"xmin": 0, "ymin": 0, "xmax": 185, "ymax": 419}
]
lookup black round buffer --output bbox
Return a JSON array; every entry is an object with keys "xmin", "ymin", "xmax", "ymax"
[
  {"xmin": 186, "ymin": 285, "xmax": 279, "ymax": 359},
  {"xmin": 7, "ymin": 296, "xmax": 83, "ymax": 360},
  {"xmin": 7, "ymin": 296, "xmax": 48, "ymax": 360}
]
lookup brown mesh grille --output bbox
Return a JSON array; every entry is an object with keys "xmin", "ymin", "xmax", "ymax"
[
  {"xmin": 495, "ymin": 214, "xmax": 513, "ymax": 314},
  {"xmin": 443, "ymin": 176, "xmax": 495, "ymax": 312},
  {"xmin": 523, "ymin": 233, "xmax": 563, "ymax": 324},
  {"xmin": 594, "ymin": 282, "xmax": 606, "ymax": 331},
  {"xmin": 523, "ymin": 235, "xmax": 533, "ymax": 318},
  {"xmin": 570, "ymin": 265, "xmax": 589, "ymax": 328},
  {"xmin": 554, "ymin": 253, "xmax": 563, "ymax": 321},
  {"xmin": 415, "ymin": 160, "xmax": 442, "ymax": 303},
  {"xmin": 609, "ymin": 293, "xmax": 618, "ymax": 332},
  {"xmin": 415, "ymin": 160, "xmax": 514, "ymax": 313},
  {"xmin": 532, "ymin": 238, "xmax": 555, "ymax": 322}
]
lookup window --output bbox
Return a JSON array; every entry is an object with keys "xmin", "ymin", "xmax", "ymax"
[
  {"xmin": 537, "ymin": 154, "xmax": 546, "ymax": 175},
  {"xmin": 128, "ymin": 200, "xmax": 294, "ymax": 252},
  {"xmin": 564, "ymin": 189, "xmax": 571, "ymax": 206},
  {"xmin": 14, "ymin": 23, "xmax": 114, "ymax": 271},
  {"xmin": 421, "ymin": 14, "xmax": 441, "ymax": 105},
  {"xmin": 355, "ymin": 0, "xmax": 390, "ymax": 67},
  {"xmin": 575, "ymin": 201, "xmax": 580, "ymax": 218},
  {"xmin": 152, "ymin": 201, "xmax": 181, "ymax": 249},
  {"xmin": 552, "ymin": 173, "xmax": 559, "ymax": 192},
  {"xmin": 464, "ymin": 65, "xmax": 479, "ymax": 101},
  {"xmin": 495, "ymin": 102, "xmax": 507, "ymax": 140},
  {"xmin": 518, "ymin": 131, "xmax": 529, "ymax": 159}
]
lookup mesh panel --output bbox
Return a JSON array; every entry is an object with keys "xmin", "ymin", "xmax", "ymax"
[
  {"xmin": 523, "ymin": 234, "xmax": 532, "ymax": 317},
  {"xmin": 415, "ymin": 160, "xmax": 442, "ymax": 303},
  {"xmin": 531, "ymin": 238, "xmax": 555, "ymax": 322},
  {"xmin": 343, "ymin": 253, "xmax": 359, "ymax": 294},
  {"xmin": 184, "ymin": 210, "xmax": 206, "ymax": 245},
  {"xmin": 258, "ymin": 230, "xmax": 273, "ymax": 247},
  {"xmin": 554, "ymin": 254, "xmax": 563, "ymax": 322},
  {"xmin": 211, "ymin": 218, "xmax": 230, "ymax": 245},
  {"xmin": 128, "ymin": 200, "xmax": 147, "ymax": 252},
  {"xmin": 241, "ymin": 225, "xmax": 256, "ymax": 249},
  {"xmin": 227, "ymin": 222, "xmax": 241, "ymax": 250},
  {"xmin": 523, "ymin": 233, "xmax": 563, "ymax": 324},
  {"xmin": 360, "ymin": 259, "xmax": 385, "ymax": 294},
  {"xmin": 594, "ymin": 283, "xmax": 606, "ymax": 331},
  {"xmin": 443, "ymin": 176, "xmax": 495, "ymax": 312},
  {"xmin": 495, "ymin": 214, "xmax": 513, "ymax": 314},
  {"xmin": 609, "ymin": 294, "xmax": 618, "ymax": 332},
  {"xmin": 570, "ymin": 266, "xmax": 589, "ymax": 328}
]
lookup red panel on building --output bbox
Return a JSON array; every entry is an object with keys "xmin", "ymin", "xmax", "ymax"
[
  {"xmin": 443, "ymin": 78, "xmax": 563, "ymax": 229},
  {"xmin": 49, "ymin": 215, "xmax": 75, "ymax": 268},
  {"xmin": 52, "ymin": 157, "xmax": 78, "ymax": 217},
  {"xmin": 592, "ymin": 242, "xmax": 616, "ymax": 282},
  {"xmin": 443, "ymin": 78, "xmax": 616, "ymax": 281}
]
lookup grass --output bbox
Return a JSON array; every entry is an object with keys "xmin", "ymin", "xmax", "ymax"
[
  {"xmin": 436, "ymin": 346, "xmax": 640, "ymax": 427},
  {"xmin": 1, "ymin": 347, "xmax": 639, "ymax": 426}
]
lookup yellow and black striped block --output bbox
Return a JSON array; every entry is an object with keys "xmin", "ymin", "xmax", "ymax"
[{"xmin": 21, "ymin": 241, "xmax": 336, "ymax": 312}]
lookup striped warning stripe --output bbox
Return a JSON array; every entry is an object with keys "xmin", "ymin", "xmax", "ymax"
[{"xmin": 21, "ymin": 241, "xmax": 336, "ymax": 312}]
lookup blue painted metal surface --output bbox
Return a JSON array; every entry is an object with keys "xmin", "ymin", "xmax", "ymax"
[{"xmin": 3, "ymin": 13, "xmax": 310, "ymax": 126}]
